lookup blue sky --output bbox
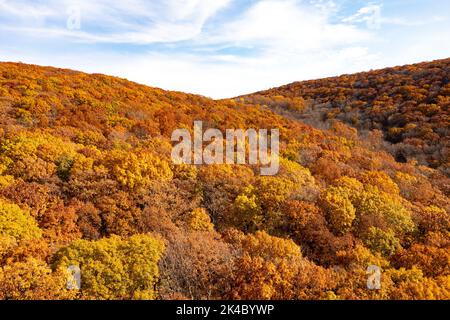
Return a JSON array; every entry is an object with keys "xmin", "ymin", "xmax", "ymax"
[{"xmin": 1, "ymin": 0, "xmax": 450, "ymax": 98}]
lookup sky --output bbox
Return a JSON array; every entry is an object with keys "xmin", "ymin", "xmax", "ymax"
[{"xmin": 1, "ymin": 0, "xmax": 450, "ymax": 99}]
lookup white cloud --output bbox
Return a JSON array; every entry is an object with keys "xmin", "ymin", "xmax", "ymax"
[
  {"xmin": 0, "ymin": 0, "xmax": 56, "ymax": 18},
  {"xmin": 342, "ymin": 3, "xmax": 382, "ymax": 29},
  {"xmin": 0, "ymin": 0, "xmax": 232, "ymax": 43},
  {"xmin": 343, "ymin": 3, "xmax": 448, "ymax": 28},
  {"xmin": 205, "ymin": 0, "xmax": 370, "ymax": 52}
]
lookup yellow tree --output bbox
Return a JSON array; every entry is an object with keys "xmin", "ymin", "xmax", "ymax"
[
  {"xmin": 183, "ymin": 208, "xmax": 214, "ymax": 232},
  {"xmin": 320, "ymin": 187, "xmax": 356, "ymax": 235},
  {"xmin": 0, "ymin": 199, "xmax": 42, "ymax": 241},
  {"xmin": 54, "ymin": 234, "xmax": 165, "ymax": 300}
]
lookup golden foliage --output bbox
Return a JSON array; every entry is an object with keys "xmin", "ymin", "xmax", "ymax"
[
  {"xmin": 54, "ymin": 234, "xmax": 165, "ymax": 300},
  {"xmin": 0, "ymin": 199, "xmax": 42, "ymax": 241},
  {"xmin": 0, "ymin": 62, "xmax": 448, "ymax": 300}
]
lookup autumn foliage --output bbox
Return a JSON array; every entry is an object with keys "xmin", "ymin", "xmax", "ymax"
[
  {"xmin": 0, "ymin": 61, "xmax": 448, "ymax": 300},
  {"xmin": 242, "ymin": 58, "xmax": 450, "ymax": 175}
]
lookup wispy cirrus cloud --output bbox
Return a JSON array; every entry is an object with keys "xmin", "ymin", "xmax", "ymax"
[
  {"xmin": 0, "ymin": 0, "xmax": 232, "ymax": 43},
  {"xmin": 204, "ymin": 0, "xmax": 371, "ymax": 52}
]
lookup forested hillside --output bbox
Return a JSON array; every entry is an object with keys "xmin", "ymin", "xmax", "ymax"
[
  {"xmin": 242, "ymin": 59, "xmax": 450, "ymax": 175},
  {"xmin": 0, "ymin": 62, "xmax": 449, "ymax": 300}
]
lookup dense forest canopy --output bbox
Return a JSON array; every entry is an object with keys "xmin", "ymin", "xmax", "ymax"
[
  {"xmin": 242, "ymin": 58, "xmax": 450, "ymax": 175},
  {"xmin": 0, "ymin": 61, "xmax": 448, "ymax": 300}
]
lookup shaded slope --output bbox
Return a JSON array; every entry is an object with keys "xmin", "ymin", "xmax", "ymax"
[{"xmin": 242, "ymin": 58, "xmax": 450, "ymax": 174}]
